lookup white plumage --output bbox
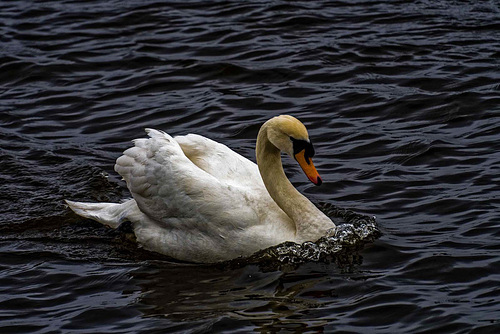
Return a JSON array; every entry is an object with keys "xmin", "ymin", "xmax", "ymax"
[{"xmin": 66, "ymin": 116, "xmax": 335, "ymax": 262}]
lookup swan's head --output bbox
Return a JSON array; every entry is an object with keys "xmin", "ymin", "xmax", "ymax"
[{"xmin": 266, "ymin": 115, "xmax": 322, "ymax": 186}]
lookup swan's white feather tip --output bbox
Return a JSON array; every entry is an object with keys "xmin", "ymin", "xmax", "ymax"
[{"xmin": 145, "ymin": 128, "xmax": 169, "ymax": 140}]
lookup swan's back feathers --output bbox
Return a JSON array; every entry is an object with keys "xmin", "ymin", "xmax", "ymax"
[
  {"xmin": 175, "ymin": 133, "xmax": 261, "ymax": 188},
  {"xmin": 114, "ymin": 129, "xmax": 258, "ymax": 236}
]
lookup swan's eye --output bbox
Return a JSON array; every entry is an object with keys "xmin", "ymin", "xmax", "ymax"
[{"xmin": 290, "ymin": 137, "xmax": 315, "ymax": 163}]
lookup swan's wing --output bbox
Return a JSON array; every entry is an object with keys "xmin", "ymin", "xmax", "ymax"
[
  {"xmin": 174, "ymin": 134, "xmax": 262, "ymax": 188},
  {"xmin": 114, "ymin": 129, "xmax": 258, "ymax": 233}
]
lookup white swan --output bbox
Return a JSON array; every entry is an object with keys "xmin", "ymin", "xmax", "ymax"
[{"xmin": 66, "ymin": 115, "xmax": 335, "ymax": 263}]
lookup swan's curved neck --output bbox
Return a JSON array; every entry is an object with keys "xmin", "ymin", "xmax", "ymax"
[{"xmin": 256, "ymin": 123, "xmax": 331, "ymax": 241}]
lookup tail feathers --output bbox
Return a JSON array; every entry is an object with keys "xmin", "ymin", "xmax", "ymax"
[{"xmin": 65, "ymin": 200, "xmax": 130, "ymax": 229}]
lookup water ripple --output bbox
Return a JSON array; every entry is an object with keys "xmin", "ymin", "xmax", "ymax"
[{"xmin": 1, "ymin": 0, "xmax": 499, "ymax": 332}]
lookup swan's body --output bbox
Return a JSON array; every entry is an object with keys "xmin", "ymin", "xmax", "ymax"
[{"xmin": 66, "ymin": 115, "xmax": 335, "ymax": 263}]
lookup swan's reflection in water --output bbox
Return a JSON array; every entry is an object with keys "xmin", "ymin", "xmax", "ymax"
[{"xmin": 131, "ymin": 263, "xmax": 335, "ymax": 331}]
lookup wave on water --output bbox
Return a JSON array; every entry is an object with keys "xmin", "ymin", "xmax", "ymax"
[{"xmin": 232, "ymin": 204, "xmax": 380, "ymax": 269}]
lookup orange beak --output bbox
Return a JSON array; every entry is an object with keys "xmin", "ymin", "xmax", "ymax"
[{"xmin": 294, "ymin": 149, "xmax": 322, "ymax": 186}]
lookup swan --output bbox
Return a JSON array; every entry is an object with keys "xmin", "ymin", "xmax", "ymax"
[{"xmin": 66, "ymin": 115, "xmax": 335, "ymax": 263}]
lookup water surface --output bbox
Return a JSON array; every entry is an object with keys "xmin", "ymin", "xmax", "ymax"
[{"xmin": 1, "ymin": 0, "xmax": 499, "ymax": 333}]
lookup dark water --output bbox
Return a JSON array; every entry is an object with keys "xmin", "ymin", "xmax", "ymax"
[{"xmin": 1, "ymin": 0, "xmax": 499, "ymax": 332}]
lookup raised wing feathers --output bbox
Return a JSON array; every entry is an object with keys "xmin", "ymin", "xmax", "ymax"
[{"xmin": 114, "ymin": 129, "xmax": 257, "ymax": 234}]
